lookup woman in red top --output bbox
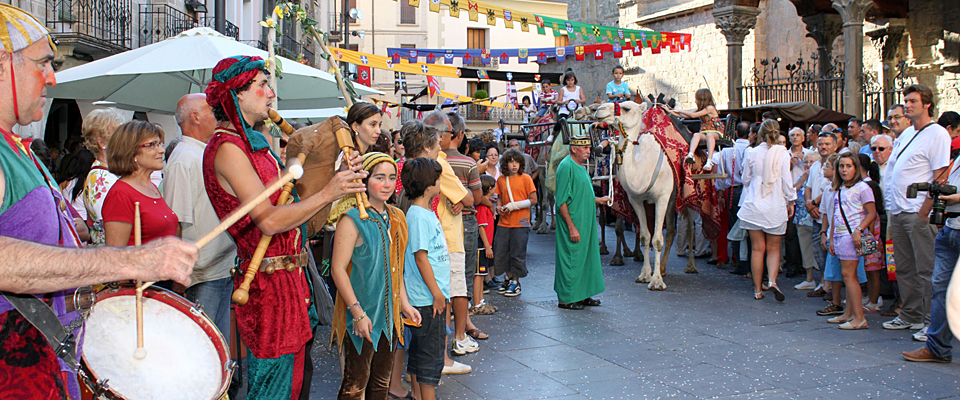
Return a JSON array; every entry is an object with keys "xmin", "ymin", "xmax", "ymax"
[{"xmin": 102, "ymin": 121, "xmax": 179, "ymax": 248}]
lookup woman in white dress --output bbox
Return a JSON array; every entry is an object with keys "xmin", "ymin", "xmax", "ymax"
[{"xmin": 738, "ymin": 119, "xmax": 797, "ymax": 301}]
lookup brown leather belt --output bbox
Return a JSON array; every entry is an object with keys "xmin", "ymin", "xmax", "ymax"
[{"xmin": 258, "ymin": 252, "xmax": 309, "ymax": 274}]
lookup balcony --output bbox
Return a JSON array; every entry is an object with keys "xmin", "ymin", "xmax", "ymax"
[
  {"xmin": 139, "ymin": 4, "xmax": 239, "ymax": 47},
  {"xmin": 46, "ymin": 0, "xmax": 133, "ymax": 58}
]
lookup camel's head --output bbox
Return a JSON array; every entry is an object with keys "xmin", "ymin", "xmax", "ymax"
[
  {"xmin": 594, "ymin": 101, "xmax": 648, "ymax": 134},
  {"xmin": 572, "ymin": 103, "xmax": 602, "ymax": 121}
]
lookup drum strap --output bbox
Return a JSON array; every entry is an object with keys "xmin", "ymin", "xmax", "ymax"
[{"xmin": 1, "ymin": 292, "xmax": 77, "ymax": 370}]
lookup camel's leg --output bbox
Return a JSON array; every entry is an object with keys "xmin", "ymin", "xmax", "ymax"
[
  {"xmin": 598, "ymin": 206, "xmax": 609, "ymax": 255},
  {"xmin": 633, "ymin": 227, "xmax": 643, "ymax": 262},
  {"xmin": 644, "ymin": 197, "xmax": 669, "ymax": 290},
  {"xmin": 621, "ymin": 219, "xmax": 634, "ymax": 258},
  {"xmin": 611, "ymin": 218, "xmax": 625, "ymax": 266},
  {"xmin": 685, "ymin": 210, "xmax": 699, "ymax": 274},
  {"xmin": 634, "ymin": 202, "xmax": 653, "ymax": 284},
  {"xmin": 660, "ymin": 196, "xmax": 679, "ymax": 277},
  {"xmin": 536, "ymin": 195, "xmax": 552, "ymax": 234},
  {"xmin": 533, "ymin": 195, "xmax": 544, "ymax": 231},
  {"xmin": 549, "ymin": 198, "xmax": 557, "ymax": 230}
]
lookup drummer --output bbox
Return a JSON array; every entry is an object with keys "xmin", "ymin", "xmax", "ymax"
[
  {"xmin": 0, "ymin": 5, "xmax": 196, "ymax": 399},
  {"xmin": 202, "ymin": 55, "xmax": 367, "ymax": 399}
]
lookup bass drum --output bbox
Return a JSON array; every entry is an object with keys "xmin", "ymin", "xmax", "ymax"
[{"xmin": 79, "ymin": 285, "xmax": 234, "ymax": 399}]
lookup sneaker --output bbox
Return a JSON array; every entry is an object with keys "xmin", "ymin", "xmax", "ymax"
[
  {"xmin": 902, "ymin": 347, "xmax": 950, "ymax": 363},
  {"xmin": 913, "ymin": 326, "xmax": 929, "ymax": 342},
  {"xmin": 441, "ymin": 361, "xmax": 472, "ymax": 375},
  {"xmin": 497, "ymin": 280, "xmax": 510, "ymax": 294},
  {"xmin": 484, "ymin": 278, "xmax": 502, "ymax": 290},
  {"xmin": 452, "ymin": 337, "xmax": 479, "ymax": 355},
  {"xmin": 883, "ymin": 317, "xmax": 925, "ymax": 330},
  {"xmin": 684, "ymin": 154, "xmax": 695, "ymax": 165},
  {"xmin": 794, "ymin": 280, "xmax": 817, "ymax": 290},
  {"xmin": 816, "ymin": 303, "xmax": 844, "ymax": 316},
  {"xmin": 504, "ymin": 280, "xmax": 521, "ymax": 297},
  {"xmin": 704, "ymin": 159, "xmax": 715, "ymax": 171}
]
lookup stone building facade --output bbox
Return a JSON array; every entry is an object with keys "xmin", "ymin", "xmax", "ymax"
[{"xmin": 543, "ymin": 0, "xmax": 959, "ymax": 119}]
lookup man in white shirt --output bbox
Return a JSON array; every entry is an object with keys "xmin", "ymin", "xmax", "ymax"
[
  {"xmin": 871, "ymin": 134, "xmax": 893, "ymax": 182},
  {"xmin": 903, "ymin": 152, "xmax": 960, "ymax": 363},
  {"xmin": 164, "ymin": 93, "xmax": 238, "ymax": 341},
  {"xmin": 882, "ymin": 84, "xmax": 952, "ymax": 332},
  {"xmin": 724, "ymin": 122, "xmax": 751, "ymax": 275},
  {"xmin": 803, "ymin": 132, "xmax": 837, "ymax": 296}
]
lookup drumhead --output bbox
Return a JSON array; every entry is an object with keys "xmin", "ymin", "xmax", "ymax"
[{"xmin": 82, "ymin": 294, "xmax": 222, "ymax": 399}]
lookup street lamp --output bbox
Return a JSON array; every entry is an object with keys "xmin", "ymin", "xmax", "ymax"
[{"xmin": 185, "ymin": 0, "xmax": 207, "ymax": 13}]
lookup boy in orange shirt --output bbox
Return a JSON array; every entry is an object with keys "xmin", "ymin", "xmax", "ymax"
[{"xmin": 494, "ymin": 149, "xmax": 538, "ymax": 296}]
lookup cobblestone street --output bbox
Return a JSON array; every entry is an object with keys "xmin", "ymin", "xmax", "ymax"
[{"xmin": 303, "ymin": 225, "xmax": 960, "ymax": 399}]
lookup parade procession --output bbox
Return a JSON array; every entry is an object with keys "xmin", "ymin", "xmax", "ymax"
[{"xmin": 3, "ymin": 0, "xmax": 960, "ymax": 398}]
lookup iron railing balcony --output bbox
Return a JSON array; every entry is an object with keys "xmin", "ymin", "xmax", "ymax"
[
  {"xmin": 139, "ymin": 4, "xmax": 240, "ymax": 47},
  {"xmin": 46, "ymin": 0, "xmax": 133, "ymax": 57}
]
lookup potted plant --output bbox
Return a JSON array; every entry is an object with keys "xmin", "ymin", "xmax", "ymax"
[{"xmin": 471, "ymin": 89, "xmax": 489, "ymax": 120}]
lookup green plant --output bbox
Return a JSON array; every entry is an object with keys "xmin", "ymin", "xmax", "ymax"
[{"xmin": 473, "ymin": 89, "xmax": 489, "ymax": 99}]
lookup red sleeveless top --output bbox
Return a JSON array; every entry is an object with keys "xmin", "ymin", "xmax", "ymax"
[{"xmin": 202, "ymin": 126, "xmax": 311, "ymax": 358}]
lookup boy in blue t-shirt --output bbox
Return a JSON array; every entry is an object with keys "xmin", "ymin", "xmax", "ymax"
[
  {"xmin": 401, "ymin": 157, "xmax": 449, "ymax": 400},
  {"xmin": 606, "ymin": 65, "xmax": 631, "ymax": 103}
]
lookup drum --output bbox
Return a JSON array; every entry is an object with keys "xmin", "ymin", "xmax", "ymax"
[{"xmin": 79, "ymin": 286, "xmax": 234, "ymax": 399}]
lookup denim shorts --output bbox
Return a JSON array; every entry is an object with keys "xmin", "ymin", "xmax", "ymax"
[{"xmin": 407, "ymin": 305, "xmax": 446, "ymax": 386}]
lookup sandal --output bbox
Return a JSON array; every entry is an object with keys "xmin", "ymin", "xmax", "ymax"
[
  {"xmin": 768, "ymin": 284, "xmax": 785, "ymax": 302},
  {"xmin": 558, "ymin": 302, "xmax": 585, "ymax": 310},
  {"xmin": 838, "ymin": 319, "xmax": 869, "ymax": 330},
  {"xmin": 754, "ymin": 292, "xmax": 764, "ymax": 300},
  {"xmin": 579, "ymin": 297, "xmax": 601, "ymax": 307},
  {"xmin": 465, "ymin": 328, "xmax": 489, "ymax": 340},
  {"xmin": 388, "ymin": 391, "xmax": 414, "ymax": 399}
]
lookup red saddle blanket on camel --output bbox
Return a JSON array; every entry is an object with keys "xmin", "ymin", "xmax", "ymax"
[{"xmin": 609, "ymin": 105, "xmax": 722, "ymax": 240}]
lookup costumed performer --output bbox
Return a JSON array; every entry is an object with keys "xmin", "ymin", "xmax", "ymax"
[
  {"xmin": 0, "ymin": 5, "xmax": 196, "ymax": 398},
  {"xmin": 202, "ymin": 55, "xmax": 366, "ymax": 400},
  {"xmin": 554, "ymin": 134, "xmax": 608, "ymax": 310},
  {"xmin": 329, "ymin": 152, "xmax": 420, "ymax": 399}
]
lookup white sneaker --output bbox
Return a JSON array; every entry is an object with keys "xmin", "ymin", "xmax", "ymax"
[
  {"xmin": 704, "ymin": 159, "xmax": 715, "ymax": 171},
  {"xmin": 883, "ymin": 317, "xmax": 925, "ymax": 330},
  {"xmin": 794, "ymin": 280, "xmax": 816, "ymax": 290},
  {"xmin": 913, "ymin": 326, "xmax": 929, "ymax": 342},
  {"xmin": 452, "ymin": 337, "xmax": 479, "ymax": 355},
  {"xmin": 442, "ymin": 361, "xmax": 472, "ymax": 375}
]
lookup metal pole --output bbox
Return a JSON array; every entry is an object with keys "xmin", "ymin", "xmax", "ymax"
[
  {"xmin": 215, "ymin": 0, "xmax": 225, "ymax": 34},
  {"xmin": 342, "ymin": 0, "xmax": 349, "ymax": 50}
]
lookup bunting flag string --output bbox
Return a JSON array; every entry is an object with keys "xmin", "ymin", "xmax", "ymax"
[
  {"xmin": 393, "ymin": 0, "xmax": 692, "ymax": 50},
  {"xmin": 334, "ymin": 47, "xmax": 563, "ymax": 83},
  {"xmin": 388, "ymin": 40, "xmax": 682, "ymax": 66},
  {"xmin": 373, "ymin": 90, "xmax": 513, "ymax": 112}
]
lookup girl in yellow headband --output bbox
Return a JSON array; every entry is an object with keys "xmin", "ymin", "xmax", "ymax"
[{"xmin": 330, "ymin": 152, "xmax": 419, "ymax": 398}]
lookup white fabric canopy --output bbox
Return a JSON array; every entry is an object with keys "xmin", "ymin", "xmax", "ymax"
[{"xmin": 49, "ymin": 28, "xmax": 380, "ymax": 114}]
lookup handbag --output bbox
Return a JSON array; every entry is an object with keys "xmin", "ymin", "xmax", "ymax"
[{"xmin": 837, "ymin": 189, "xmax": 880, "ymax": 256}]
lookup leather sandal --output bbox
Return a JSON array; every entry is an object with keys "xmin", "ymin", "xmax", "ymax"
[
  {"xmin": 558, "ymin": 302, "xmax": 585, "ymax": 310},
  {"xmin": 579, "ymin": 297, "xmax": 601, "ymax": 307},
  {"xmin": 466, "ymin": 328, "xmax": 489, "ymax": 340}
]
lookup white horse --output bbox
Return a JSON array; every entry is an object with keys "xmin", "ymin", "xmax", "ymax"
[{"xmin": 595, "ymin": 101, "xmax": 696, "ymax": 290}]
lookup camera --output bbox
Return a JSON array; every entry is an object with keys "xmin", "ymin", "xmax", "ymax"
[{"xmin": 907, "ymin": 181, "xmax": 958, "ymax": 225}]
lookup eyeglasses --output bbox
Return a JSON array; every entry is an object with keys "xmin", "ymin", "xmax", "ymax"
[
  {"xmin": 871, "ymin": 146, "xmax": 888, "ymax": 152},
  {"xmin": 888, "ymin": 114, "xmax": 905, "ymax": 120},
  {"xmin": 486, "ymin": 154, "xmax": 499, "ymax": 159},
  {"xmin": 139, "ymin": 140, "xmax": 164, "ymax": 150},
  {"xmin": 440, "ymin": 130, "xmax": 454, "ymax": 136}
]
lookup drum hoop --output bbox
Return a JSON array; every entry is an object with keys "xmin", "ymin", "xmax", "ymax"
[{"xmin": 80, "ymin": 285, "xmax": 233, "ymax": 399}]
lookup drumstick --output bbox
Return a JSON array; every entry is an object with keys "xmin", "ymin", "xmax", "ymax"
[
  {"xmin": 133, "ymin": 203, "xmax": 147, "ymax": 360},
  {"xmin": 138, "ymin": 155, "xmax": 306, "ymax": 292},
  {"xmin": 232, "ymin": 153, "xmax": 307, "ymax": 305},
  {"xmin": 334, "ymin": 125, "xmax": 369, "ymax": 220}
]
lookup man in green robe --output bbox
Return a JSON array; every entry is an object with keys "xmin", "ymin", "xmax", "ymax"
[{"xmin": 555, "ymin": 134, "xmax": 608, "ymax": 309}]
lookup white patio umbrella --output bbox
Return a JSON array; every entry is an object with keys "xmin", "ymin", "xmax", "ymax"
[{"xmin": 48, "ymin": 27, "xmax": 380, "ymax": 114}]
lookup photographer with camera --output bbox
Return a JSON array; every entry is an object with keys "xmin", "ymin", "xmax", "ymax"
[
  {"xmin": 882, "ymin": 84, "xmax": 952, "ymax": 336},
  {"xmin": 902, "ymin": 146, "xmax": 960, "ymax": 362}
]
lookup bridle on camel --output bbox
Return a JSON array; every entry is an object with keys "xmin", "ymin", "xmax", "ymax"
[{"xmin": 596, "ymin": 102, "xmax": 665, "ymax": 194}]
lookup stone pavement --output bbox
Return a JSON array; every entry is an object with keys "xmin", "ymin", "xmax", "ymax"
[{"xmin": 300, "ymin": 225, "xmax": 960, "ymax": 399}]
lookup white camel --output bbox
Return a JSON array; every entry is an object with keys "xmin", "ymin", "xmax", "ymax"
[{"xmin": 594, "ymin": 101, "xmax": 696, "ymax": 290}]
